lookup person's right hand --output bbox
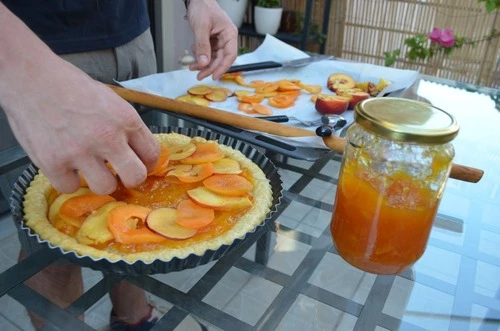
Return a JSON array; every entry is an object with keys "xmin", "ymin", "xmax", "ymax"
[
  {"xmin": 1, "ymin": 56, "xmax": 160, "ymax": 195},
  {"xmin": 0, "ymin": 3, "xmax": 159, "ymax": 195}
]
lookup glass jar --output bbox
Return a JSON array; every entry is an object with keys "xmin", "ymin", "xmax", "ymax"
[{"xmin": 331, "ymin": 98, "xmax": 459, "ymax": 275}]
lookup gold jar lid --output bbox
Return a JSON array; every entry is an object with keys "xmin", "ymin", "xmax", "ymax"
[{"xmin": 354, "ymin": 97, "xmax": 459, "ymax": 144}]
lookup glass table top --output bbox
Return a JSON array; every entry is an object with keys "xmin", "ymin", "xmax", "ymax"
[{"xmin": 0, "ymin": 75, "xmax": 499, "ymax": 331}]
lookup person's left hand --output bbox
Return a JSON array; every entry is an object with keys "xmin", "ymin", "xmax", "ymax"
[{"xmin": 186, "ymin": 0, "xmax": 238, "ymax": 80}]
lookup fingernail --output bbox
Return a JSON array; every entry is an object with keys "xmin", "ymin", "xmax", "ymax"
[{"xmin": 199, "ymin": 55, "xmax": 209, "ymax": 65}]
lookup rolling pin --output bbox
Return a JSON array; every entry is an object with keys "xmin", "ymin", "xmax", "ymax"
[{"xmin": 108, "ymin": 85, "xmax": 484, "ymax": 183}]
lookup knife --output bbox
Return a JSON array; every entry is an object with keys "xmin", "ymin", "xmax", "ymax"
[{"xmin": 226, "ymin": 55, "xmax": 333, "ymax": 73}]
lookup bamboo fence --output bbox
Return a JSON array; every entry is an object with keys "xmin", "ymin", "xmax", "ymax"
[{"xmin": 239, "ymin": 0, "xmax": 500, "ymax": 88}]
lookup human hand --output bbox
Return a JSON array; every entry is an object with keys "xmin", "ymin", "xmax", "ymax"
[
  {"xmin": 1, "ymin": 58, "xmax": 160, "ymax": 195},
  {"xmin": 186, "ymin": 0, "xmax": 238, "ymax": 80}
]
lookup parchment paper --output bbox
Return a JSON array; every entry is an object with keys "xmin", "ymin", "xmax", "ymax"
[{"xmin": 120, "ymin": 35, "xmax": 418, "ymax": 149}]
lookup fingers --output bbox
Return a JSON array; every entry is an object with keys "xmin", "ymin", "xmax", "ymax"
[
  {"xmin": 43, "ymin": 166, "xmax": 81, "ymax": 194},
  {"xmin": 128, "ymin": 124, "xmax": 160, "ymax": 173},
  {"xmin": 105, "ymin": 147, "xmax": 148, "ymax": 190},
  {"xmin": 192, "ymin": 22, "xmax": 212, "ymax": 69},
  {"xmin": 197, "ymin": 49, "xmax": 224, "ymax": 80},
  {"xmin": 213, "ymin": 33, "xmax": 238, "ymax": 79},
  {"xmin": 78, "ymin": 158, "xmax": 118, "ymax": 195}
]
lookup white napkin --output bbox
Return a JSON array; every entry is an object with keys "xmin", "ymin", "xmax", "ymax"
[{"xmin": 120, "ymin": 35, "xmax": 418, "ymax": 149}]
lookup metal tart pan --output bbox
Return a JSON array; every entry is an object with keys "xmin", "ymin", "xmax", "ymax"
[{"xmin": 10, "ymin": 126, "xmax": 283, "ymax": 275}]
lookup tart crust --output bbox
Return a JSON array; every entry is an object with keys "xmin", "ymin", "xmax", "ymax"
[{"xmin": 22, "ymin": 133, "xmax": 273, "ymax": 263}]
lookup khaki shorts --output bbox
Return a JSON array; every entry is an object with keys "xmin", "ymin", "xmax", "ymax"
[{"xmin": 18, "ymin": 29, "xmax": 157, "ymax": 258}]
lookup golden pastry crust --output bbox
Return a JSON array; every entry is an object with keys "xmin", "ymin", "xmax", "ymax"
[{"xmin": 23, "ymin": 133, "xmax": 273, "ymax": 263}]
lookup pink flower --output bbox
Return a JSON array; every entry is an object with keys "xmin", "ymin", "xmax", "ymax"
[
  {"xmin": 429, "ymin": 28, "xmax": 442, "ymax": 43},
  {"xmin": 428, "ymin": 28, "xmax": 455, "ymax": 47},
  {"xmin": 439, "ymin": 28, "xmax": 455, "ymax": 47}
]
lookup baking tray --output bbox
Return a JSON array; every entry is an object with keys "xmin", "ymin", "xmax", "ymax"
[{"xmin": 9, "ymin": 127, "xmax": 283, "ymax": 275}]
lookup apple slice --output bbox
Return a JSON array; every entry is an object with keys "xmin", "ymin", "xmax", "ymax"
[
  {"xmin": 146, "ymin": 208, "xmax": 197, "ymax": 240},
  {"xmin": 175, "ymin": 94, "xmax": 210, "ymax": 107},
  {"xmin": 148, "ymin": 146, "xmax": 170, "ymax": 176},
  {"xmin": 76, "ymin": 201, "xmax": 125, "ymax": 245},
  {"xmin": 234, "ymin": 90, "xmax": 252, "ymax": 97},
  {"xmin": 176, "ymin": 199, "xmax": 215, "ymax": 229},
  {"xmin": 212, "ymin": 158, "xmax": 242, "ymax": 175},
  {"xmin": 203, "ymin": 174, "xmax": 253, "ymax": 197},
  {"xmin": 188, "ymin": 85, "xmax": 212, "ymax": 96},
  {"xmin": 48, "ymin": 187, "xmax": 91, "ymax": 223},
  {"xmin": 180, "ymin": 143, "xmax": 225, "ymax": 165},
  {"xmin": 187, "ymin": 187, "xmax": 252, "ymax": 210},
  {"xmin": 315, "ymin": 95, "xmax": 350, "ymax": 115},
  {"xmin": 167, "ymin": 143, "xmax": 196, "ymax": 161},
  {"xmin": 205, "ymin": 89, "xmax": 228, "ymax": 102},
  {"xmin": 327, "ymin": 73, "xmax": 356, "ymax": 92}
]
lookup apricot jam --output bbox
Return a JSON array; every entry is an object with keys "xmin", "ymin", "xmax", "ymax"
[{"xmin": 331, "ymin": 98, "xmax": 458, "ymax": 274}]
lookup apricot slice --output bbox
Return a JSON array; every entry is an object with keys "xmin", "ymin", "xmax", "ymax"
[
  {"xmin": 48, "ymin": 187, "xmax": 91, "ymax": 223},
  {"xmin": 177, "ymin": 163, "xmax": 214, "ymax": 183},
  {"xmin": 188, "ymin": 85, "xmax": 212, "ymax": 95},
  {"xmin": 203, "ymin": 174, "xmax": 253, "ymax": 197},
  {"xmin": 234, "ymin": 76, "xmax": 249, "ymax": 87},
  {"xmin": 255, "ymin": 91, "xmax": 279, "ymax": 98},
  {"xmin": 166, "ymin": 143, "xmax": 196, "ymax": 161},
  {"xmin": 176, "ymin": 199, "xmax": 215, "ymax": 229},
  {"xmin": 205, "ymin": 89, "xmax": 228, "ymax": 102},
  {"xmin": 76, "ymin": 201, "xmax": 126, "ymax": 245},
  {"xmin": 148, "ymin": 146, "xmax": 170, "ymax": 176},
  {"xmin": 237, "ymin": 95, "xmax": 264, "ymax": 103},
  {"xmin": 187, "ymin": 187, "xmax": 252, "ymax": 210},
  {"xmin": 108, "ymin": 205, "xmax": 166, "ymax": 244},
  {"xmin": 298, "ymin": 83, "xmax": 322, "ymax": 94},
  {"xmin": 213, "ymin": 158, "xmax": 242, "ymax": 175},
  {"xmin": 176, "ymin": 94, "xmax": 210, "ymax": 107},
  {"xmin": 234, "ymin": 90, "xmax": 252, "ymax": 97},
  {"xmin": 278, "ymin": 80, "xmax": 301, "ymax": 91},
  {"xmin": 60, "ymin": 194, "xmax": 116, "ymax": 219},
  {"xmin": 251, "ymin": 103, "xmax": 273, "ymax": 115},
  {"xmin": 146, "ymin": 208, "xmax": 197, "ymax": 240},
  {"xmin": 269, "ymin": 95, "xmax": 296, "ymax": 108},
  {"xmin": 180, "ymin": 143, "xmax": 225, "ymax": 165},
  {"xmin": 255, "ymin": 82, "xmax": 279, "ymax": 94},
  {"xmin": 220, "ymin": 71, "xmax": 242, "ymax": 81},
  {"xmin": 215, "ymin": 87, "xmax": 232, "ymax": 97},
  {"xmin": 238, "ymin": 103, "xmax": 256, "ymax": 114}
]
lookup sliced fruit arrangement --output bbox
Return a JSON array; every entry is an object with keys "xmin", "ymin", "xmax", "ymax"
[
  {"xmin": 176, "ymin": 85, "xmax": 231, "ymax": 106},
  {"xmin": 49, "ymin": 138, "xmax": 257, "ymax": 245},
  {"xmin": 179, "ymin": 72, "xmax": 391, "ymax": 117},
  {"xmin": 218, "ymin": 72, "xmax": 323, "ymax": 115}
]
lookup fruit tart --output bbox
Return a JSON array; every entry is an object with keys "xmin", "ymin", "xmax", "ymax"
[{"xmin": 22, "ymin": 133, "xmax": 273, "ymax": 263}]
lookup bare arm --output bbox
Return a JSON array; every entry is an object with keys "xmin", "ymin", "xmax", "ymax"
[{"xmin": 0, "ymin": 3, "xmax": 160, "ymax": 195}]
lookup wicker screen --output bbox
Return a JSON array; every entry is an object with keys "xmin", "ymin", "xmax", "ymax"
[{"xmin": 239, "ymin": 0, "xmax": 500, "ymax": 88}]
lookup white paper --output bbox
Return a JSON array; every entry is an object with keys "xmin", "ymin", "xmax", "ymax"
[{"xmin": 120, "ymin": 35, "xmax": 418, "ymax": 149}]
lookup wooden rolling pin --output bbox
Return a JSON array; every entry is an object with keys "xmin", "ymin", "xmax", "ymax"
[{"xmin": 108, "ymin": 85, "xmax": 484, "ymax": 183}]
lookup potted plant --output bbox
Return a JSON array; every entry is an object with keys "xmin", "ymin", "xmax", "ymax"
[
  {"xmin": 254, "ymin": 0, "xmax": 283, "ymax": 35},
  {"xmin": 217, "ymin": 0, "xmax": 249, "ymax": 28}
]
